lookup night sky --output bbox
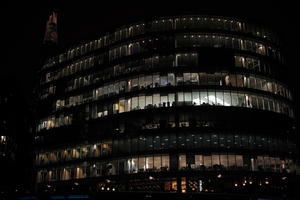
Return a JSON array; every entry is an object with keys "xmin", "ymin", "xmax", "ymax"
[{"xmin": 3, "ymin": 2, "xmax": 300, "ymax": 127}]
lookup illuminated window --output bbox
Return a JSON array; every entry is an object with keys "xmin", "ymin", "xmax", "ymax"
[
  {"xmin": 138, "ymin": 156, "xmax": 146, "ymax": 172},
  {"xmin": 146, "ymin": 95, "xmax": 152, "ymax": 108},
  {"xmin": 236, "ymin": 155, "xmax": 243, "ymax": 167},
  {"xmin": 236, "ymin": 75, "xmax": 244, "ymax": 87},
  {"xmin": 145, "ymin": 156, "xmax": 153, "ymax": 170},
  {"xmin": 190, "ymin": 73, "xmax": 199, "ymax": 84},
  {"xmin": 176, "ymin": 73, "xmax": 184, "ymax": 85},
  {"xmin": 113, "ymin": 102, "xmax": 119, "ymax": 114},
  {"xmin": 75, "ymin": 167, "xmax": 84, "ymax": 179},
  {"xmin": 160, "ymin": 75, "xmax": 168, "ymax": 86},
  {"xmin": 231, "ymin": 92, "xmax": 239, "ymax": 106},
  {"xmin": 125, "ymin": 98, "xmax": 131, "ymax": 112},
  {"xmin": 200, "ymin": 91, "xmax": 208, "ymax": 104},
  {"xmin": 257, "ymin": 96, "xmax": 264, "ymax": 110},
  {"xmin": 153, "ymin": 74, "xmax": 160, "ymax": 88},
  {"xmin": 179, "ymin": 154, "xmax": 186, "ymax": 169},
  {"xmin": 220, "ymin": 155, "xmax": 228, "ymax": 168},
  {"xmin": 183, "ymin": 73, "xmax": 191, "ymax": 84},
  {"xmin": 181, "ymin": 177, "xmax": 187, "ymax": 193},
  {"xmin": 228, "ymin": 155, "xmax": 236, "ymax": 168},
  {"xmin": 195, "ymin": 155, "xmax": 203, "ymax": 168},
  {"xmin": 0, "ymin": 136, "xmax": 7, "ymax": 144},
  {"xmin": 131, "ymin": 158, "xmax": 138, "ymax": 173},
  {"xmin": 145, "ymin": 75, "xmax": 153, "ymax": 88},
  {"xmin": 216, "ymin": 91, "xmax": 224, "ymax": 106},
  {"xmin": 167, "ymin": 73, "xmax": 175, "ymax": 86},
  {"xmin": 223, "ymin": 92, "xmax": 231, "ymax": 106},
  {"xmin": 131, "ymin": 97, "xmax": 138, "ymax": 110},
  {"xmin": 178, "ymin": 92, "xmax": 184, "ymax": 102},
  {"xmin": 184, "ymin": 92, "xmax": 192, "ymax": 104},
  {"xmin": 168, "ymin": 93, "xmax": 175, "ymax": 106},
  {"xmin": 208, "ymin": 90, "xmax": 216, "ymax": 105},
  {"xmin": 138, "ymin": 75, "xmax": 145, "ymax": 89},
  {"xmin": 162, "ymin": 155, "xmax": 170, "ymax": 170},
  {"xmin": 101, "ymin": 142, "xmax": 112, "ymax": 156},
  {"xmin": 154, "ymin": 156, "xmax": 161, "ymax": 171},
  {"xmin": 204, "ymin": 155, "xmax": 212, "ymax": 168},
  {"xmin": 192, "ymin": 91, "xmax": 200, "ymax": 105},
  {"xmin": 61, "ymin": 168, "xmax": 71, "ymax": 180},
  {"xmin": 212, "ymin": 154, "xmax": 220, "ymax": 167},
  {"xmin": 138, "ymin": 95, "xmax": 145, "ymax": 109},
  {"xmin": 160, "ymin": 94, "xmax": 168, "ymax": 107},
  {"xmin": 153, "ymin": 94, "xmax": 160, "ymax": 107}
]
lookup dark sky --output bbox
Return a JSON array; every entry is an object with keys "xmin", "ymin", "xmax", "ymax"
[{"xmin": 3, "ymin": 2, "xmax": 300, "ymax": 125}]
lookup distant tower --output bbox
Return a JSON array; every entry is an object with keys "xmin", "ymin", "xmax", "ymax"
[
  {"xmin": 41, "ymin": 11, "xmax": 58, "ymax": 62},
  {"xmin": 43, "ymin": 12, "xmax": 58, "ymax": 45}
]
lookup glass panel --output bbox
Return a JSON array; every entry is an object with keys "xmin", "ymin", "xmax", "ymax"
[
  {"xmin": 208, "ymin": 91, "xmax": 216, "ymax": 105},
  {"xmin": 263, "ymin": 98, "xmax": 269, "ymax": 111},
  {"xmin": 184, "ymin": 92, "xmax": 192, "ymax": 104},
  {"xmin": 183, "ymin": 73, "xmax": 191, "ymax": 84},
  {"xmin": 204, "ymin": 155, "xmax": 212, "ymax": 168},
  {"xmin": 153, "ymin": 135, "xmax": 161, "ymax": 150},
  {"xmin": 153, "ymin": 93, "xmax": 160, "ymax": 107},
  {"xmin": 209, "ymin": 155, "xmax": 219, "ymax": 171},
  {"xmin": 195, "ymin": 155, "xmax": 203, "ymax": 168},
  {"xmin": 160, "ymin": 75, "xmax": 168, "ymax": 86},
  {"xmin": 236, "ymin": 155, "xmax": 243, "ymax": 167},
  {"xmin": 224, "ymin": 92, "xmax": 231, "ymax": 106},
  {"xmin": 257, "ymin": 96, "xmax": 264, "ymax": 110},
  {"xmin": 249, "ymin": 77, "xmax": 256, "ymax": 88},
  {"xmin": 153, "ymin": 74, "xmax": 160, "ymax": 88},
  {"xmin": 229, "ymin": 74, "xmax": 237, "ymax": 87},
  {"xmin": 131, "ymin": 158, "xmax": 138, "ymax": 173},
  {"xmin": 220, "ymin": 155, "xmax": 228, "ymax": 168},
  {"xmin": 138, "ymin": 95, "xmax": 145, "ymax": 109},
  {"xmin": 145, "ymin": 75, "xmax": 153, "ymax": 88},
  {"xmin": 154, "ymin": 156, "xmax": 161, "ymax": 171},
  {"xmin": 237, "ymin": 93, "xmax": 246, "ymax": 107},
  {"xmin": 161, "ymin": 94, "xmax": 168, "ymax": 107},
  {"xmin": 190, "ymin": 73, "xmax": 199, "ymax": 84},
  {"xmin": 132, "ymin": 97, "xmax": 138, "ymax": 110},
  {"xmin": 176, "ymin": 73, "xmax": 184, "ymax": 85},
  {"xmin": 168, "ymin": 93, "xmax": 175, "ymax": 106},
  {"xmin": 228, "ymin": 155, "xmax": 236, "ymax": 168},
  {"xmin": 168, "ymin": 73, "xmax": 175, "ymax": 86},
  {"xmin": 125, "ymin": 98, "xmax": 131, "ymax": 112},
  {"xmin": 251, "ymin": 95, "xmax": 258, "ymax": 109},
  {"xmin": 236, "ymin": 75, "xmax": 244, "ymax": 87},
  {"xmin": 235, "ymin": 56, "xmax": 245, "ymax": 67},
  {"xmin": 132, "ymin": 77, "xmax": 139, "ymax": 91},
  {"xmin": 146, "ymin": 156, "xmax": 153, "ymax": 171},
  {"xmin": 146, "ymin": 95, "xmax": 152, "ymax": 108},
  {"xmin": 179, "ymin": 154, "xmax": 186, "ymax": 169},
  {"xmin": 178, "ymin": 92, "xmax": 184, "ymax": 102},
  {"xmin": 200, "ymin": 91, "xmax": 208, "ymax": 105},
  {"xmin": 192, "ymin": 91, "xmax": 200, "ymax": 105},
  {"xmin": 162, "ymin": 155, "xmax": 170, "ymax": 170},
  {"xmin": 199, "ymin": 73, "xmax": 207, "ymax": 85},
  {"xmin": 216, "ymin": 91, "xmax": 224, "ymax": 106},
  {"xmin": 119, "ymin": 99, "xmax": 125, "ymax": 113},
  {"xmin": 231, "ymin": 92, "xmax": 238, "ymax": 106},
  {"xmin": 138, "ymin": 136, "xmax": 146, "ymax": 152},
  {"xmin": 138, "ymin": 156, "xmax": 146, "ymax": 172},
  {"xmin": 257, "ymin": 156, "xmax": 264, "ymax": 170}
]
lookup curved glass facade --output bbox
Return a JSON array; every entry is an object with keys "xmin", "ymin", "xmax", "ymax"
[
  {"xmin": 37, "ymin": 89, "xmax": 293, "ymax": 132},
  {"xmin": 42, "ymin": 16, "xmax": 281, "ymax": 71},
  {"xmin": 37, "ymin": 153, "xmax": 296, "ymax": 183},
  {"xmin": 36, "ymin": 15, "xmax": 298, "ymax": 197}
]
